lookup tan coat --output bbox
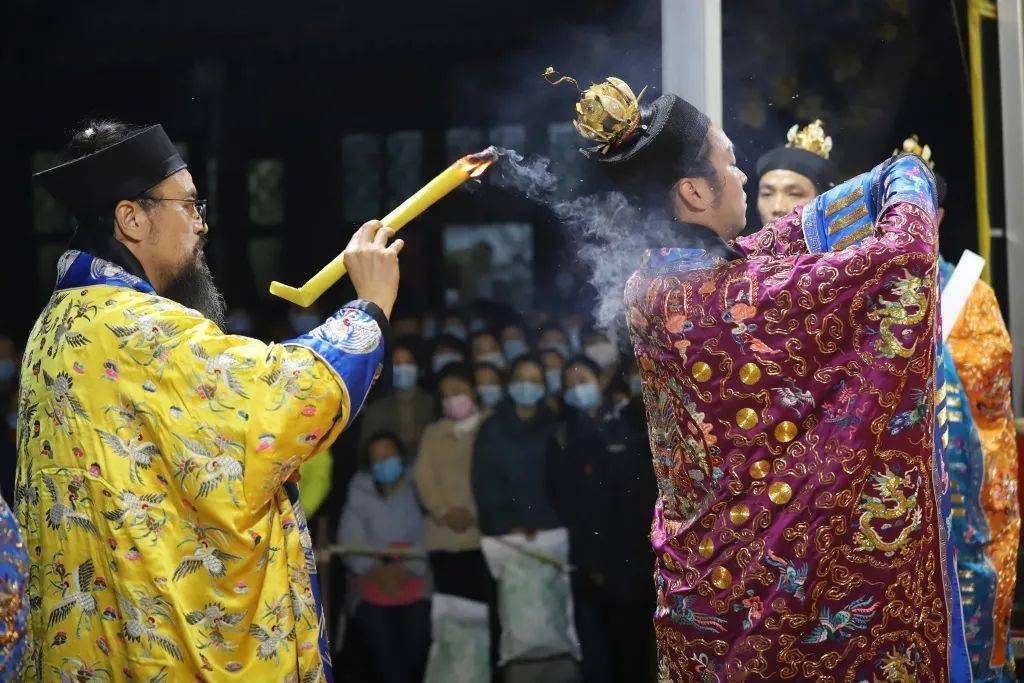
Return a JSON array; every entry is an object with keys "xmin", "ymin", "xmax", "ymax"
[{"xmin": 412, "ymin": 413, "xmax": 487, "ymax": 552}]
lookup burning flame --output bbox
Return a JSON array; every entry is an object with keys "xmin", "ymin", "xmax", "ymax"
[{"xmin": 460, "ymin": 145, "xmax": 500, "ymax": 178}]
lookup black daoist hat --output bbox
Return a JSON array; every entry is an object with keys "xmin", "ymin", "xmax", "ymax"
[
  {"xmin": 756, "ymin": 120, "xmax": 836, "ymax": 191},
  {"xmin": 544, "ymin": 67, "xmax": 711, "ymax": 208},
  {"xmin": 34, "ymin": 124, "xmax": 186, "ymax": 217}
]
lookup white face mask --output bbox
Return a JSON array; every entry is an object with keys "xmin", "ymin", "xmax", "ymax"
[
  {"xmin": 584, "ymin": 342, "xmax": 618, "ymax": 369},
  {"xmin": 476, "ymin": 352, "xmax": 506, "ymax": 369}
]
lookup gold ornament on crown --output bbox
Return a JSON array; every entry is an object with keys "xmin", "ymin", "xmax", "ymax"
[
  {"xmin": 786, "ymin": 119, "xmax": 833, "ymax": 159},
  {"xmin": 896, "ymin": 134, "xmax": 934, "ymax": 169},
  {"xmin": 544, "ymin": 66, "xmax": 647, "ymax": 154}
]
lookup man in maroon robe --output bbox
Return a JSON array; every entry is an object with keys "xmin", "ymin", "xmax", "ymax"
[{"xmin": 563, "ymin": 75, "xmax": 970, "ymax": 681}]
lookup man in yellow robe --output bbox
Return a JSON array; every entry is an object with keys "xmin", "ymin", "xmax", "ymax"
[{"xmin": 14, "ymin": 120, "xmax": 404, "ymax": 681}]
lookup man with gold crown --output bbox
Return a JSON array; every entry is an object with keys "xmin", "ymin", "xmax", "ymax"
[
  {"xmin": 900, "ymin": 135, "xmax": 1019, "ymax": 682},
  {"xmin": 546, "ymin": 68, "xmax": 972, "ymax": 680},
  {"xmin": 755, "ymin": 120, "xmax": 837, "ymax": 225},
  {"xmin": 14, "ymin": 120, "xmax": 403, "ymax": 681}
]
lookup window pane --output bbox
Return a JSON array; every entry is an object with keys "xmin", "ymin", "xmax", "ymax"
[
  {"xmin": 385, "ymin": 131, "xmax": 423, "ymax": 209},
  {"xmin": 248, "ymin": 236, "xmax": 283, "ymax": 296},
  {"xmin": 443, "ymin": 222, "xmax": 533, "ymax": 311},
  {"xmin": 547, "ymin": 123, "xmax": 585, "ymax": 200},
  {"xmin": 32, "ymin": 152, "xmax": 70, "ymax": 235},
  {"xmin": 489, "ymin": 125, "xmax": 526, "ymax": 152},
  {"xmin": 248, "ymin": 159, "xmax": 285, "ymax": 227},
  {"xmin": 174, "ymin": 142, "xmax": 189, "ymax": 164},
  {"xmin": 445, "ymin": 127, "xmax": 484, "ymax": 161},
  {"xmin": 343, "ymin": 134, "xmax": 382, "ymax": 223}
]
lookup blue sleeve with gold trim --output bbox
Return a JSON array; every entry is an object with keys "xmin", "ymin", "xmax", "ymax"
[
  {"xmin": 283, "ymin": 301, "xmax": 388, "ymax": 430},
  {"xmin": 801, "ymin": 154, "xmax": 937, "ymax": 253}
]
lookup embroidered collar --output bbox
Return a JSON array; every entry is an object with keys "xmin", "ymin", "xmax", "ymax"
[
  {"xmin": 54, "ymin": 249, "xmax": 155, "ymax": 294},
  {"xmin": 641, "ymin": 221, "xmax": 742, "ymax": 275}
]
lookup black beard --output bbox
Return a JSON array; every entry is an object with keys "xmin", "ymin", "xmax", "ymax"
[{"xmin": 161, "ymin": 248, "xmax": 227, "ymax": 330}]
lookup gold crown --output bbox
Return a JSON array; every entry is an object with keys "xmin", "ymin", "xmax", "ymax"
[
  {"xmin": 786, "ymin": 119, "xmax": 832, "ymax": 159},
  {"xmin": 544, "ymin": 67, "xmax": 647, "ymax": 154},
  {"xmin": 895, "ymin": 134, "xmax": 934, "ymax": 169}
]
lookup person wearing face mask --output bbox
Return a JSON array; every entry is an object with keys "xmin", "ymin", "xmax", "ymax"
[
  {"xmin": 414, "ymin": 363, "xmax": 492, "ymax": 601},
  {"xmin": 441, "ymin": 314, "xmax": 468, "ymax": 341},
  {"xmin": 537, "ymin": 326, "xmax": 570, "ymax": 359},
  {"xmin": 581, "ymin": 330, "xmax": 621, "ymax": 387},
  {"xmin": 470, "ymin": 330, "xmax": 506, "ymax": 371},
  {"xmin": 547, "ymin": 357, "xmax": 657, "ymax": 683},
  {"xmin": 563, "ymin": 312, "xmax": 588, "ymax": 354},
  {"xmin": 540, "ymin": 348, "xmax": 566, "ymax": 415},
  {"xmin": 499, "ymin": 323, "xmax": 530, "ymax": 363},
  {"xmin": 471, "ymin": 355, "xmax": 559, "ymax": 539},
  {"xmin": 358, "ymin": 337, "xmax": 435, "ymax": 454},
  {"xmin": 471, "ymin": 355, "xmax": 572, "ymax": 681},
  {"xmin": 473, "ymin": 362, "xmax": 506, "ymax": 410},
  {"xmin": 338, "ymin": 431, "xmax": 431, "ymax": 683},
  {"xmin": 430, "ymin": 334, "xmax": 468, "ymax": 378}
]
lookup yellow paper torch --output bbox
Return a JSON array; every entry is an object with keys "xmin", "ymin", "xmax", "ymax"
[{"xmin": 269, "ymin": 147, "xmax": 500, "ymax": 307}]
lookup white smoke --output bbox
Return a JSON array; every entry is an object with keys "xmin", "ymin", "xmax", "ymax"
[{"xmin": 489, "ymin": 148, "xmax": 688, "ymax": 336}]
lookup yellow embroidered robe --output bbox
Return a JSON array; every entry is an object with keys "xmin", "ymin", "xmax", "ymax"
[{"xmin": 14, "ymin": 249, "xmax": 386, "ymax": 682}]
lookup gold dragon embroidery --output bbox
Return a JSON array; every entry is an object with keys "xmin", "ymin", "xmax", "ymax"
[
  {"xmin": 866, "ymin": 269, "xmax": 929, "ymax": 359},
  {"xmin": 854, "ymin": 466, "xmax": 923, "ymax": 553}
]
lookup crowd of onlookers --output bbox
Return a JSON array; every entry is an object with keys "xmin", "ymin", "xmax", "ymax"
[{"xmin": 323, "ymin": 303, "xmax": 659, "ymax": 682}]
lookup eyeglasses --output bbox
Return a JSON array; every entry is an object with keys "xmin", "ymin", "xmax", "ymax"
[{"xmin": 141, "ymin": 196, "xmax": 208, "ymax": 224}]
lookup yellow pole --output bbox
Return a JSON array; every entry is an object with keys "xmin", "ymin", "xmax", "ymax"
[
  {"xmin": 269, "ymin": 149, "xmax": 497, "ymax": 307},
  {"xmin": 968, "ymin": 0, "xmax": 997, "ymax": 282}
]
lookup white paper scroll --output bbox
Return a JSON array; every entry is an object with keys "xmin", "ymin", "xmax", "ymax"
[{"xmin": 941, "ymin": 250, "xmax": 986, "ymax": 341}]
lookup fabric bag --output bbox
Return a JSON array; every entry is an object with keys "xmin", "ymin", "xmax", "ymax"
[
  {"xmin": 424, "ymin": 593, "xmax": 491, "ymax": 683},
  {"xmin": 480, "ymin": 527, "xmax": 581, "ymax": 665}
]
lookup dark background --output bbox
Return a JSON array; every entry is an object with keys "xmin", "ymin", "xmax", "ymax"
[{"xmin": 1, "ymin": 0, "xmax": 1002, "ymax": 338}]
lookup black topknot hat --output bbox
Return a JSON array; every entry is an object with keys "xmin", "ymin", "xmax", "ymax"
[{"xmin": 34, "ymin": 124, "xmax": 186, "ymax": 217}]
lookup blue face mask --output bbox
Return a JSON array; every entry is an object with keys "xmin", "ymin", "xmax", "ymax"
[
  {"xmin": 502, "ymin": 339, "xmax": 529, "ymax": 361},
  {"xmin": 545, "ymin": 369, "xmax": 563, "ymax": 394},
  {"xmin": 565, "ymin": 382, "xmax": 602, "ymax": 410},
  {"xmin": 508, "ymin": 381, "xmax": 546, "ymax": 407},
  {"xmin": 392, "ymin": 363, "xmax": 419, "ymax": 391},
  {"xmin": 371, "ymin": 455, "xmax": 404, "ymax": 485},
  {"xmin": 477, "ymin": 384, "xmax": 504, "ymax": 408}
]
